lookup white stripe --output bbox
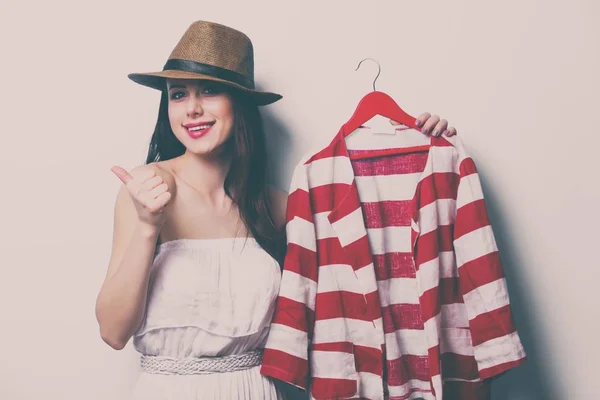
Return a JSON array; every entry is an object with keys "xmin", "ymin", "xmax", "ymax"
[
  {"xmin": 366, "ymin": 226, "xmax": 412, "ymax": 254},
  {"xmin": 313, "ymin": 317, "xmax": 384, "ymax": 349},
  {"xmin": 387, "ymin": 379, "xmax": 433, "ymax": 398},
  {"xmin": 475, "ymin": 331, "xmax": 526, "ymax": 371},
  {"xmin": 440, "ymin": 327, "xmax": 475, "ymax": 356},
  {"xmin": 430, "ymin": 146, "xmax": 460, "ymax": 174},
  {"xmin": 318, "ymin": 263, "xmax": 378, "ymax": 294},
  {"xmin": 308, "ymin": 156, "xmax": 354, "ymax": 187},
  {"xmin": 286, "ymin": 217, "xmax": 316, "ymax": 252},
  {"xmin": 440, "ymin": 303, "xmax": 470, "ymax": 329},
  {"xmin": 314, "ymin": 211, "xmax": 336, "ymax": 239},
  {"xmin": 311, "ymin": 350, "xmax": 358, "ymax": 380},
  {"xmin": 416, "ymin": 251, "xmax": 457, "ymax": 295},
  {"xmin": 265, "ymin": 323, "xmax": 308, "ymax": 360},
  {"xmin": 423, "ymin": 313, "xmax": 441, "ymax": 349},
  {"xmin": 331, "ymin": 207, "xmax": 367, "ymax": 247},
  {"xmin": 384, "ymin": 329, "xmax": 430, "ymax": 358},
  {"xmin": 417, "ymin": 198, "xmax": 457, "ymax": 236},
  {"xmin": 377, "ymin": 277, "xmax": 420, "ymax": 306},
  {"xmin": 280, "ymin": 270, "xmax": 317, "ymax": 311},
  {"xmin": 355, "ymin": 173, "xmax": 422, "ymax": 202},
  {"xmin": 462, "ymin": 278, "xmax": 510, "ymax": 320},
  {"xmin": 288, "ymin": 166, "xmax": 309, "ymax": 193},
  {"xmin": 357, "ymin": 371, "xmax": 384, "ymax": 399},
  {"xmin": 454, "ymin": 225, "xmax": 498, "ymax": 267},
  {"xmin": 456, "ymin": 173, "xmax": 484, "ymax": 209}
]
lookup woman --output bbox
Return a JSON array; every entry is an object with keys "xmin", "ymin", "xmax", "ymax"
[{"xmin": 94, "ymin": 20, "xmax": 459, "ymax": 400}]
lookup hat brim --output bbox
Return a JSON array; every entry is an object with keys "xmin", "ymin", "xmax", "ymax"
[{"xmin": 127, "ymin": 70, "xmax": 282, "ymax": 106}]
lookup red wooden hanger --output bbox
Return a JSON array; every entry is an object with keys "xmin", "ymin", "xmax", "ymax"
[{"xmin": 342, "ymin": 59, "xmax": 430, "ymax": 160}]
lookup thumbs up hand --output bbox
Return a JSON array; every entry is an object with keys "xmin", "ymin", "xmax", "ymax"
[{"xmin": 111, "ymin": 165, "xmax": 172, "ymax": 229}]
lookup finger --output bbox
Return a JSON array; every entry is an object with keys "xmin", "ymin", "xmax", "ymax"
[
  {"xmin": 432, "ymin": 119, "xmax": 448, "ymax": 137},
  {"xmin": 444, "ymin": 126, "xmax": 458, "ymax": 137},
  {"xmin": 111, "ymin": 166, "xmax": 134, "ymax": 184},
  {"xmin": 140, "ymin": 176, "xmax": 164, "ymax": 192},
  {"xmin": 131, "ymin": 168, "xmax": 157, "ymax": 185},
  {"xmin": 151, "ymin": 191, "xmax": 172, "ymax": 212},
  {"xmin": 421, "ymin": 115, "xmax": 440, "ymax": 135},
  {"xmin": 415, "ymin": 112, "xmax": 431, "ymax": 128},
  {"xmin": 148, "ymin": 183, "xmax": 169, "ymax": 200}
]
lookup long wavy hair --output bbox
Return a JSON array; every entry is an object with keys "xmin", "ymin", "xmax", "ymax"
[{"xmin": 145, "ymin": 87, "xmax": 285, "ymax": 266}]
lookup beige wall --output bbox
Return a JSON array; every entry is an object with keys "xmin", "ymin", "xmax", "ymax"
[{"xmin": 1, "ymin": 1, "xmax": 598, "ymax": 399}]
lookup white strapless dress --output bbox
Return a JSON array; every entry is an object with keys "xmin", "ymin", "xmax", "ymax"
[{"xmin": 131, "ymin": 237, "xmax": 283, "ymax": 400}]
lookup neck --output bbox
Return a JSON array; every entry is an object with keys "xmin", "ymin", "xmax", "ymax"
[{"xmin": 173, "ymin": 150, "xmax": 232, "ymax": 198}]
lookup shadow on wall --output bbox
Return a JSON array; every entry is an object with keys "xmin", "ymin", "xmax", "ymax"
[
  {"xmin": 480, "ymin": 171, "xmax": 559, "ymax": 400},
  {"xmin": 257, "ymin": 90, "xmax": 303, "ymax": 191}
]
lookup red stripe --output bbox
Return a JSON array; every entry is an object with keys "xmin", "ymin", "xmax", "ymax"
[
  {"xmin": 454, "ymin": 199, "xmax": 491, "ymax": 240},
  {"xmin": 350, "ymin": 152, "xmax": 428, "ymax": 176},
  {"xmin": 386, "ymin": 354, "xmax": 431, "ymax": 386},
  {"xmin": 414, "ymin": 225, "xmax": 454, "ymax": 267},
  {"xmin": 428, "ymin": 345, "xmax": 440, "ymax": 377},
  {"xmin": 315, "ymin": 290, "xmax": 381, "ymax": 321},
  {"xmin": 459, "ymin": 157, "xmax": 478, "ymax": 177},
  {"xmin": 361, "ymin": 200, "xmax": 413, "ymax": 228},
  {"xmin": 283, "ymin": 243, "xmax": 317, "ymax": 282},
  {"xmin": 478, "ymin": 356, "xmax": 526, "ymax": 380},
  {"xmin": 344, "ymin": 235, "xmax": 374, "ymax": 271},
  {"xmin": 286, "ymin": 188, "xmax": 312, "ymax": 223},
  {"xmin": 416, "ymin": 172, "xmax": 460, "ymax": 209},
  {"xmin": 311, "ymin": 183, "xmax": 349, "ymax": 214},
  {"xmin": 432, "ymin": 136, "xmax": 455, "ymax": 147},
  {"xmin": 469, "ymin": 305, "xmax": 517, "ymax": 347},
  {"xmin": 439, "ymin": 277, "xmax": 464, "ymax": 305},
  {"xmin": 312, "ymin": 341, "xmax": 354, "ymax": 352},
  {"xmin": 354, "ymin": 344, "xmax": 384, "ymax": 375},
  {"xmin": 311, "ymin": 377, "xmax": 357, "ymax": 399},
  {"xmin": 458, "ymin": 251, "xmax": 505, "ymax": 294},
  {"xmin": 317, "ymin": 237, "xmax": 349, "ymax": 265},
  {"xmin": 419, "ymin": 285, "xmax": 441, "ymax": 323},
  {"xmin": 317, "ymin": 235, "xmax": 373, "ymax": 271},
  {"xmin": 440, "ymin": 352, "xmax": 480, "ymax": 380},
  {"xmin": 381, "ymin": 303, "xmax": 424, "ymax": 332},
  {"xmin": 372, "ymin": 252, "xmax": 416, "ymax": 280},
  {"xmin": 261, "ymin": 349, "xmax": 308, "ymax": 389},
  {"xmin": 328, "ymin": 182, "xmax": 361, "ymax": 223},
  {"xmin": 443, "ymin": 379, "xmax": 491, "ymax": 400},
  {"xmin": 271, "ymin": 296, "xmax": 314, "ymax": 334}
]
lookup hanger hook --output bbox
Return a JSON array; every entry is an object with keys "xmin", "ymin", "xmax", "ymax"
[{"xmin": 355, "ymin": 58, "xmax": 381, "ymax": 91}]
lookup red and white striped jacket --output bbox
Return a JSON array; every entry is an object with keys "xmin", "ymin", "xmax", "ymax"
[{"xmin": 260, "ymin": 128, "xmax": 526, "ymax": 400}]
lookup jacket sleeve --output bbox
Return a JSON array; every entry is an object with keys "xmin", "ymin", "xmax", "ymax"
[
  {"xmin": 452, "ymin": 139, "xmax": 527, "ymax": 380},
  {"xmin": 261, "ymin": 159, "xmax": 318, "ymax": 391}
]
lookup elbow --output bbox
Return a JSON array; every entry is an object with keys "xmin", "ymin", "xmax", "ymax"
[
  {"xmin": 100, "ymin": 328, "xmax": 128, "ymax": 350},
  {"xmin": 96, "ymin": 307, "xmax": 129, "ymax": 350}
]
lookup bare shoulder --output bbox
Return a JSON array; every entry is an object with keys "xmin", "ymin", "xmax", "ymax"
[{"xmin": 268, "ymin": 185, "xmax": 288, "ymax": 230}]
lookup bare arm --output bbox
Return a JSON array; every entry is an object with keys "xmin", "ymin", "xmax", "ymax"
[{"xmin": 95, "ymin": 165, "xmax": 174, "ymax": 350}]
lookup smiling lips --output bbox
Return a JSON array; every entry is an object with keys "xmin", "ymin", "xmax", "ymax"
[{"xmin": 184, "ymin": 121, "xmax": 215, "ymax": 139}]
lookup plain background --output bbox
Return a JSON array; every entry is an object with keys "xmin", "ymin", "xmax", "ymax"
[{"xmin": 1, "ymin": 1, "xmax": 598, "ymax": 399}]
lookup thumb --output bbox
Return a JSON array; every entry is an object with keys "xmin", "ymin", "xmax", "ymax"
[{"xmin": 111, "ymin": 165, "xmax": 134, "ymax": 184}]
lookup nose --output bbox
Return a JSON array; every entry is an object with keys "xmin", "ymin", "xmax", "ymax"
[{"xmin": 186, "ymin": 94, "xmax": 204, "ymax": 117}]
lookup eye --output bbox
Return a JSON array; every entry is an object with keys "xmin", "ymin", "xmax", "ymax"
[
  {"xmin": 169, "ymin": 90, "xmax": 187, "ymax": 100},
  {"xmin": 201, "ymin": 84, "xmax": 224, "ymax": 95}
]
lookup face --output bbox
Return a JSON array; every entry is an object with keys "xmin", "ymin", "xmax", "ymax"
[{"xmin": 166, "ymin": 79, "xmax": 235, "ymax": 156}]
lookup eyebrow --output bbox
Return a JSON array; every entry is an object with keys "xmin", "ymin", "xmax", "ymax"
[{"xmin": 167, "ymin": 84, "xmax": 186, "ymax": 90}]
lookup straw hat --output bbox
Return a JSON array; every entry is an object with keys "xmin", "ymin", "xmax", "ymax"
[{"xmin": 128, "ymin": 20, "xmax": 282, "ymax": 106}]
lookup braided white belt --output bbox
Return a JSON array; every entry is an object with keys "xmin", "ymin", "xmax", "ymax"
[{"xmin": 140, "ymin": 349, "xmax": 263, "ymax": 375}]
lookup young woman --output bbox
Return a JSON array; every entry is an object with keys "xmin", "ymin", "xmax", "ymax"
[{"xmin": 95, "ymin": 20, "xmax": 459, "ymax": 400}]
